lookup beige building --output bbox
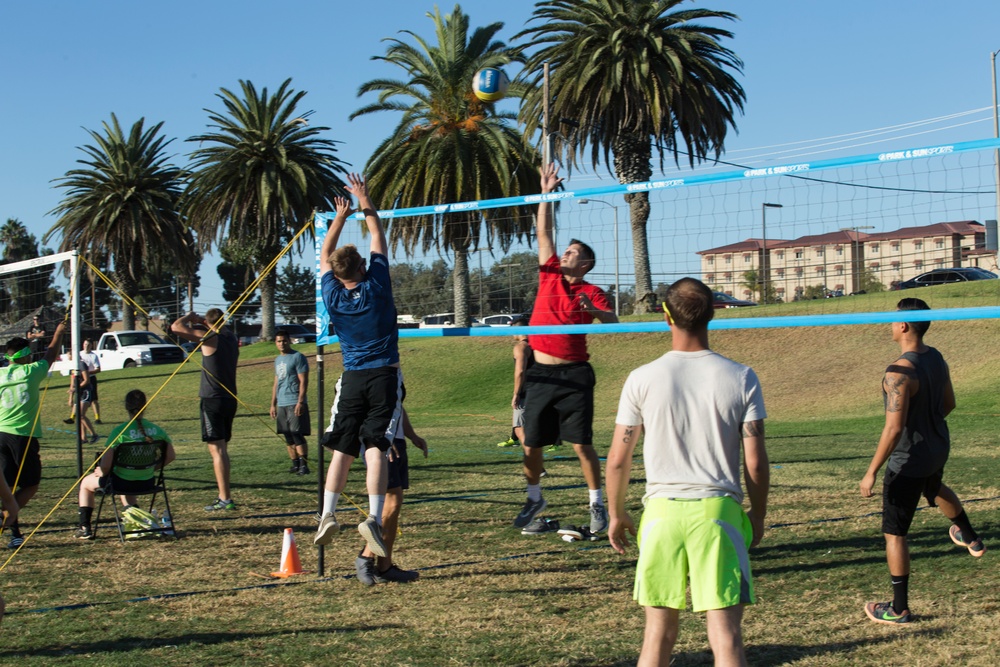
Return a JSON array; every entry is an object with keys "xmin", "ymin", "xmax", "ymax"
[{"xmin": 698, "ymin": 221, "xmax": 995, "ymax": 300}]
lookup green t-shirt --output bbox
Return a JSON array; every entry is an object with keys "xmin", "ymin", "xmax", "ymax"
[
  {"xmin": 0, "ymin": 360, "xmax": 50, "ymax": 437},
  {"xmin": 105, "ymin": 418, "xmax": 171, "ymax": 481}
]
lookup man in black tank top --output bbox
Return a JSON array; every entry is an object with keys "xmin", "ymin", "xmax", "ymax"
[
  {"xmin": 172, "ymin": 308, "xmax": 240, "ymax": 512},
  {"xmin": 860, "ymin": 298, "xmax": 985, "ymax": 625}
]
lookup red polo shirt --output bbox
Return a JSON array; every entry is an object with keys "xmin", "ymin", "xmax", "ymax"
[{"xmin": 528, "ymin": 255, "xmax": 611, "ymax": 361}]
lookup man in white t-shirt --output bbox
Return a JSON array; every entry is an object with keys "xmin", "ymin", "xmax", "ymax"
[
  {"xmin": 606, "ymin": 277, "xmax": 770, "ymax": 667},
  {"xmin": 64, "ymin": 339, "xmax": 102, "ymax": 443}
]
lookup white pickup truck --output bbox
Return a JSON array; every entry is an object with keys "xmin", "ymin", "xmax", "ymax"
[{"xmin": 95, "ymin": 330, "xmax": 186, "ymax": 369}]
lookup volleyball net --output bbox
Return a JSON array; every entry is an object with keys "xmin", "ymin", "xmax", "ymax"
[{"xmin": 313, "ymin": 137, "xmax": 1000, "ymax": 343}]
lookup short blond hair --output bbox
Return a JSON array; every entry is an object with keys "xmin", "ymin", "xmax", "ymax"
[{"xmin": 330, "ymin": 245, "xmax": 364, "ymax": 280}]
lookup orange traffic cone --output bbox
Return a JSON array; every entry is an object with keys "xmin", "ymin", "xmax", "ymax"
[{"xmin": 270, "ymin": 528, "xmax": 310, "ymax": 578}]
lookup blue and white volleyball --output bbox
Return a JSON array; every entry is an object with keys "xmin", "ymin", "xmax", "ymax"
[{"xmin": 472, "ymin": 67, "xmax": 510, "ymax": 102}]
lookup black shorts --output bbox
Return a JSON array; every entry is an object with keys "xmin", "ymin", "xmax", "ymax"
[
  {"xmin": 324, "ymin": 367, "xmax": 402, "ymax": 457},
  {"xmin": 387, "ymin": 438, "xmax": 409, "ymax": 491},
  {"xmin": 522, "ymin": 361, "xmax": 595, "ymax": 447},
  {"xmin": 0, "ymin": 432, "xmax": 42, "ymax": 489},
  {"xmin": 276, "ymin": 404, "xmax": 311, "ymax": 440},
  {"xmin": 881, "ymin": 468, "xmax": 944, "ymax": 536},
  {"xmin": 201, "ymin": 397, "xmax": 238, "ymax": 444},
  {"xmin": 98, "ymin": 474, "xmax": 153, "ymax": 494},
  {"xmin": 72, "ymin": 377, "xmax": 98, "ymax": 403}
]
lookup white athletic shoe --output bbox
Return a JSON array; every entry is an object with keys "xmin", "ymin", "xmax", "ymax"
[{"xmin": 314, "ymin": 512, "xmax": 340, "ymax": 546}]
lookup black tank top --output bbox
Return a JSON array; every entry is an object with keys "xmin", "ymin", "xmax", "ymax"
[
  {"xmin": 199, "ymin": 328, "xmax": 239, "ymax": 399},
  {"xmin": 886, "ymin": 347, "xmax": 950, "ymax": 477}
]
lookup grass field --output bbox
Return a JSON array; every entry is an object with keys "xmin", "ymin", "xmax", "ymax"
[{"xmin": 1, "ymin": 285, "xmax": 998, "ymax": 666}]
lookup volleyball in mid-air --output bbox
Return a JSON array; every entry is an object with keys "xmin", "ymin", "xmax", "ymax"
[{"xmin": 472, "ymin": 67, "xmax": 510, "ymax": 102}]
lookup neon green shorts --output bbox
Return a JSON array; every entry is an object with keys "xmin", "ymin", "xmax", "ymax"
[{"xmin": 633, "ymin": 496, "xmax": 755, "ymax": 612}]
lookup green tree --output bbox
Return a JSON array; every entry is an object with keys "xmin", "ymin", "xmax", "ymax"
[
  {"xmin": 858, "ymin": 270, "xmax": 885, "ymax": 294},
  {"xmin": 517, "ymin": 0, "xmax": 746, "ymax": 312},
  {"xmin": 352, "ymin": 5, "xmax": 542, "ymax": 327},
  {"xmin": 217, "ymin": 240, "xmax": 261, "ymax": 322},
  {"xmin": 47, "ymin": 115, "xmax": 196, "ymax": 330},
  {"xmin": 275, "ymin": 260, "xmax": 315, "ymax": 324},
  {"xmin": 1, "ymin": 218, "xmax": 58, "ymax": 321},
  {"xmin": 185, "ymin": 79, "xmax": 348, "ymax": 341}
]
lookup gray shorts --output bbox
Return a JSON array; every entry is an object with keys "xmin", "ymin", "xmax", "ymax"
[
  {"xmin": 276, "ymin": 404, "xmax": 311, "ymax": 436},
  {"xmin": 512, "ymin": 402, "xmax": 525, "ymax": 429}
]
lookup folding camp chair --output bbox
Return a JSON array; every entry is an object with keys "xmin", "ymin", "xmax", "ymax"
[{"xmin": 93, "ymin": 439, "xmax": 178, "ymax": 542}]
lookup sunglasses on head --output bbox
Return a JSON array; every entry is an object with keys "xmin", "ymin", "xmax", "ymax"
[
  {"xmin": 4, "ymin": 347, "xmax": 31, "ymax": 362},
  {"xmin": 661, "ymin": 302, "xmax": 675, "ymax": 326}
]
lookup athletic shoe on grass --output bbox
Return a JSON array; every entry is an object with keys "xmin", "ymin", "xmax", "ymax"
[
  {"xmin": 513, "ymin": 497, "xmax": 547, "ymax": 528},
  {"xmin": 589, "ymin": 503, "xmax": 608, "ymax": 534},
  {"xmin": 94, "ymin": 419, "xmax": 103, "ymax": 425},
  {"xmin": 89, "ymin": 434, "xmax": 101, "ymax": 444},
  {"xmin": 204, "ymin": 498, "xmax": 236, "ymax": 512},
  {"xmin": 949, "ymin": 525, "xmax": 986, "ymax": 558},
  {"xmin": 288, "ymin": 461, "xmax": 300, "ymax": 473},
  {"xmin": 314, "ymin": 513, "xmax": 339, "ymax": 546},
  {"xmin": 557, "ymin": 525, "xmax": 602, "ymax": 542},
  {"xmin": 355, "ymin": 552, "xmax": 377, "ymax": 586},
  {"xmin": 62, "ymin": 418, "xmax": 74, "ymax": 424},
  {"xmin": 358, "ymin": 515, "xmax": 388, "ymax": 558},
  {"xmin": 521, "ymin": 518, "xmax": 560, "ymax": 535},
  {"xmin": 375, "ymin": 564, "xmax": 420, "ymax": 583},
  {"xmin": 496, "ymin": 437, "xmax": 518, "ymax": 448},
  {"xmin": 864, "ymin": 601, "xmax": 911, "ymax": 625},
  {"xmin": 297, "ymin": 461, "xmax": 310, "ymax": 476},
  {"xmin": 6, "ymin": 535, "xmax": 24, "ymax": 549},
  {"xmin": 74, "ymin": 526, "xmax": 93, "ymax": 540}
]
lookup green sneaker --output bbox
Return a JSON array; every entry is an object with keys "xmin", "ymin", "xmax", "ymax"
[
  {"xmin": 496, "ymin": 437, "xmax": 518, "ymax": 448},
  {"xmin": 864, "ymin": 601, "xmax": 911, "ymax": 625},
  {"xmin": 204, "ymin": 498, "xmax": 236, "ymax": 512}
]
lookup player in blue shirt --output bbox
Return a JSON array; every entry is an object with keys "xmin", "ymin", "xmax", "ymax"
[{"xmin": 314, "ymin": 173, "xmax": 402, "ymax": 559}]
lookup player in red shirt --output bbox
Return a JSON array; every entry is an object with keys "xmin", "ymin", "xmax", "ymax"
[{"xmin": 515, "ymin": 163, "xmax": 618, "ymax": 536}]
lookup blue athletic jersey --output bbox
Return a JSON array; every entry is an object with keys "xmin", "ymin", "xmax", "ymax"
[{"xmin": 321, "ymin": 252, "xmax": 399, "ymax": 370}]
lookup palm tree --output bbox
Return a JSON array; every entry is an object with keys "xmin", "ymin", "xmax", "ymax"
[
  {"xmin": 352, "ymin": 4, "xmax": 542, "ymax": 326},
  {"xmin": 47, "ymin": 115, "xmax": 195, "ymax": 330},
  {"xmin": 185, "ymin": 79, "xmax": 349, "ymax": 341},
  {"xmin": 517, "ymin": 0, "xmax": 746, "ymax": 312}
]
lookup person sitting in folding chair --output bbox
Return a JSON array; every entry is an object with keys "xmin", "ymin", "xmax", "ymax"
[{"xmin": 75, "ymin": 389, "xmax": 175, "ymax": 540}]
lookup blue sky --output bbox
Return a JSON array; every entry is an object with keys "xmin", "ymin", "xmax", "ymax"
[{"xmin": 2, "ymin": 1, "xmax": 999, "ymax": 311}]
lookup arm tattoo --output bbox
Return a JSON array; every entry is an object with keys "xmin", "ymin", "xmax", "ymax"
[
  {"xmin": 742, "ymin": 420, "xmax": 764, "ymax": 438},
  {"xmin": 884, "ymin": 374, "xmax": 907, "ymax": 413},
  {"xmin": 622, "ymin": 426, "xmax": 635, "ymax": 444}
]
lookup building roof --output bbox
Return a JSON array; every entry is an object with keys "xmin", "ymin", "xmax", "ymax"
[
  {"xmin": 696, "ymin": 238, "xmax": 790, "ymax": 255},
  {"xmin": 866, "ymin": 221, "xmax": 983, "ymax": 242}
]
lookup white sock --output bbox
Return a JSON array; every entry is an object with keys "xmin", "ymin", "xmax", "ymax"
[
  {"xmin": 369, "ymin": 494, "xmax": 385, "ymax": 525},
  {"xmin": 323, "ymin": 491, "xmax": 339, "ymax": 517},
  {"xmin": 589, "ymin": 489, "xmax": 603, "ymax": 506},
  {"xmin": 527, "ymin": 484, "xmax": 542, "ymax": 502}
]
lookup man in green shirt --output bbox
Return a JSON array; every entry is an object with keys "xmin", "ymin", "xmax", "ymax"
[{"xmin": 1, "ymin": 321, "xmax": 66, "ymax": 548}]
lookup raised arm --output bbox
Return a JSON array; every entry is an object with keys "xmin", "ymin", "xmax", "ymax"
[
  {"xmin": 742, "ymin": 419, "xmax": 769, "ymax": 548},
  {"xmin": 171, "ymin": 312, "xmax": 208, "ymax": 344},
  {"xmin": 536, "ymin": 163, "xmax": 563, "ymax": 265},
  {"xmin": 345, "ymin": 173, "xmax": 387, "ymax": 259},
  {"xmin": 42, "ymin": 322, "xmax": 67, "ymax": 366},
  {"xmin": 320, "ymin": 196, "xmax": 353, "ymax": 275}
]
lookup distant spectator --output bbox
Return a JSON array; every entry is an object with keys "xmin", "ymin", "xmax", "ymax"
[
  {"xmin": 25, "ymin": 315, "xmax": 46, "ymax": 362},
  {"xmin": 270, "ymin": 330, "xmax": 310, "ymax": 475}
]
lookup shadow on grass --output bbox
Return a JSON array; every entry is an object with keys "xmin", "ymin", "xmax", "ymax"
[
  {"xmin": 0, "ymin": 624, "xmax": 403, "ymax": 659},
  {"xmin": 740, "ymin": 628, "xmax": 944, "ymax": 667}
]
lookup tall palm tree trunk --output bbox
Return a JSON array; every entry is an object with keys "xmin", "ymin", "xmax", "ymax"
[
  {"xmin": 118, "ymin": 275, "xmax": 137, "ymax": 330},
  {"xmin": 453, "ymin": 246, "xmax": 470, "ymax": 327},
  {"xmin": 259, "ymin": 270, "xmax": 277, "ymax": 341},
  {"xmin": 614, "ymin": 135, "xmax": 655, "ymax": 313}
]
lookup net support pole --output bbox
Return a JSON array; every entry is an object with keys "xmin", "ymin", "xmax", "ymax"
[
  {"xmin": 70, "ymin": 249, "xmax": 83, "ymax": 479},
  {"xmin": 316, "ymin": 347, "xmax": 325, "ymax": 577}
]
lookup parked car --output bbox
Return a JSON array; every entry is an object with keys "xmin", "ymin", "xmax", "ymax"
[
  {"xmin": 893, "ymin": 267, "xmax": 998, "ymax": 290},
  {"xmin": 95, "ymin": 330, "xmax": 186, "ymax": 369},
  {"xmin": 276, "ymin": 323, "xmax": 317, "ymax": 343},
  {"xmin": 419, "ymin": 313, "xmax": 455, "ymax": 328},
  {"xmin": 713, "ymin": 292, "xmax": 757, "ymax": 309}
]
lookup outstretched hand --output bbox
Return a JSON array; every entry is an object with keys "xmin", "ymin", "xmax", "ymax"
[
  {"xmin": 345, "ymin": 173, "xmax": 369, "ymax": 202},
  {"xmin": 540, "ymin": 163, "xmax": 563, "ymax": 194},
  {"xmin": 333, "ymin": 196, "xmax": 353, "ymax": 217}
]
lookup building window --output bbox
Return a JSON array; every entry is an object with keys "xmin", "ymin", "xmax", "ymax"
[
  {"xmin": 870, "ymin": 262, "xmax": 879, "ymax": 269},
  {"xmin": 914, "ymin": 240, "xmax": 922, "ymax": 249},
  {"xmin": 743, "ymin": 254, "xmax": 752, "ymax": 264},
  {"xmin": 794, "ymin": 250, "xmax": 803, "ymax": 259},
  {"xmin": 836, "ymin": 247, "xmax": 844, "ymax": 256},
  {"xmin": 914, "ymin": 260, "xmax": 923, "ymax": 268},
  {"xmin": 936, "ymin": 258, "xmax": 945, "ymax": 265},
  {"xmin": 706, "ymin": 256, "xmax": 714, "ymax": 264},
  {"xmin": 891, "ymin": 242, "xmax": 900, "ymax": 250},
  {"xmin": 836, "ymin": 266, "xmax": 844, "ymax": 276},
  {"xmin": 724, "ymin": 272, "xmax": 732, "ymax": 280},
  {"xmin": 891, "ymin": 261, "xmax": 900, "ymax": 268},
  {"xmin": 870, "ymin": 244, "xmax": 879, "ymax": 253},
  {"xmin": 935, "ymin": 239, "xmax": 945, "ymax": 249},
  {"xmin": 776, "ymin": 251, "xmax": 784, "ymax": 259},
  {"xmin": 775, "ymin": 268, "xmax": 784, "ymax": 277},
  {"xmin": 794, "ymin": 267, "xmax": 803, "ymax": 275},
  {"xmin": 724, "ymin": 256, "xmax": 731, "ymax": 265},
  {"xmin": 816, "ymin": 267, "xmax": 825, "ymax": 273},
  {"xmin": 816, "ymin": 248, "xmax": 825, "ymax": 257},
  {"xmin": 705, "ymin": 273, "xmax": 715, "ymax": 282}
]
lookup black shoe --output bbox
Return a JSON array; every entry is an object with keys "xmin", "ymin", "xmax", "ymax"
[
  {"xmin": 94, "ymin": 419, "xmax": 103, "ymax": 425},
  {"xmin": 374, "ymin": 564, "xmax": 419, "ymax": 583},
  {"xmin": 74, "ymin": 526, "xmax": 94, "ymax": 540},
  {"xmin": 288, "ymin": 460, "xmax": 300, "ymax": 473},
  {"xmin": 62, "ymin": 418, "xmax": 74, "ymax": 424},
  {"xmin": 297, "ymin": 462, "xmax": 310, "ymax": 476}
]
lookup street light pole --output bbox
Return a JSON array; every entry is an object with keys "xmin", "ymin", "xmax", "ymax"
[
  {"xmin": 472, "ymin": 247, "xmax": 489, "ymax": 320},
  {"xmin": 497, "ymin": 262, "xmax": 521, "ymax": 315},
  {"xmin": 580, "ymin": 199, "xmax": 620, "ymax": 316},
  {"xmin": 992, "ymin": 49, "xmax": 1000, "ymax": 237},
  {"xmin": 761, "ymin": 203, "xmax": 782, "ymax": 303}
]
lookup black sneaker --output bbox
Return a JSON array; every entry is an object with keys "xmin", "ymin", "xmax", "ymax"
[
  {"xmin": 288, "ymin": 460, "xmax": 300, "ymax": 473},
  {"xmin": 89, "ymin": 434, "xmax": 101, "ymax": 444},
  {"xmin": 94, "ymin": 419, "xmax": 103, "ymax": 425},
  {"xmin": 521, "ymin": 518, "xmax": 560, "ymax": 535},
  {"xmin": 7, "ymin": 535, "xmax": 24, "ymax": 549},
  {"xmin": 297, "ymin": 461, "xmax": 310, "ymax": 476},
  {"xmin": 355, "ymin": 552, "xmax": 377, "ymax": 586},
  {"xmin": 74, "ymin": 526, "xmax": 94, "ymax": 540},
  {"xmin": 513, "ymin": 497, "xmax": 547, "ymax": 528},
  {"xmin": 374, "ymin": 564, "xmax": 419, "ymax": 583},
  {"xmin": 62, "ymin": 417, "xmax": 74, "ymax": 424}
]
